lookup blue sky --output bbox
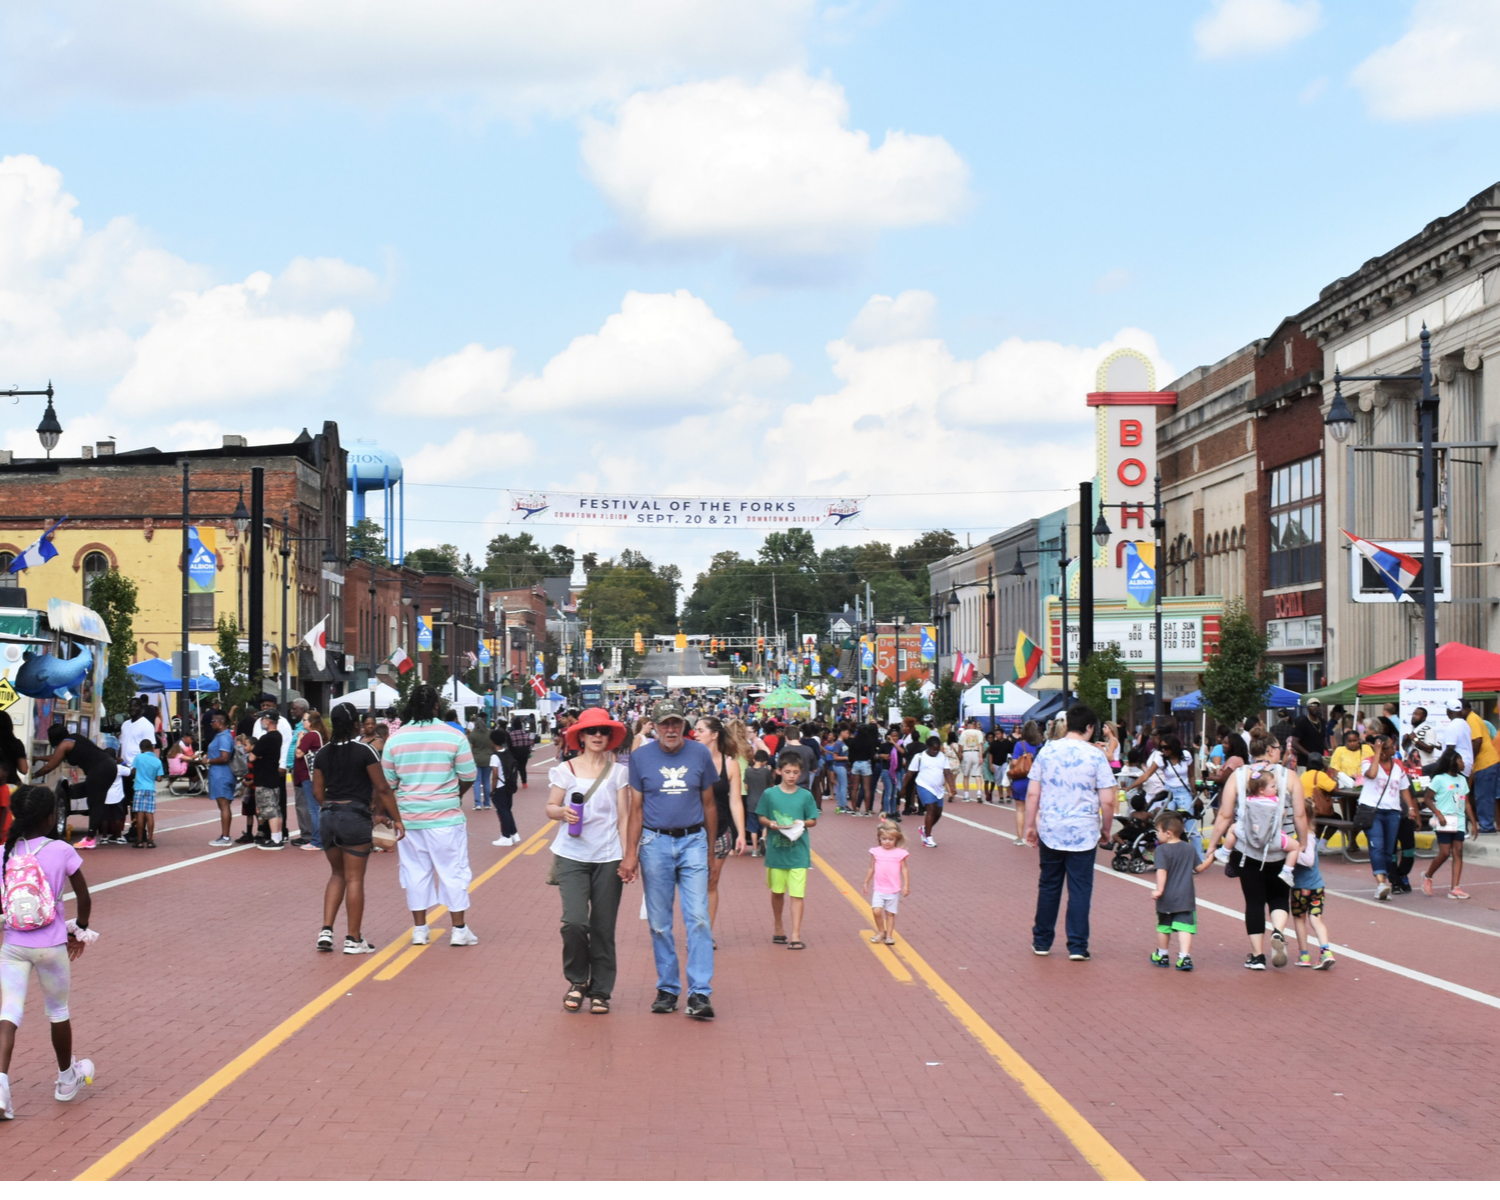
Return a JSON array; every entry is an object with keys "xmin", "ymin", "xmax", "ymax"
[{"xmin": 1, "ymin": 0, "xmax": 1497, "ymax": 585}]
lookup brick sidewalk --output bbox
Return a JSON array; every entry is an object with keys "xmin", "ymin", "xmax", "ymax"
[{"xmin": 4, "ymin": 783, "xmax": 1499, "ymax": 1179}]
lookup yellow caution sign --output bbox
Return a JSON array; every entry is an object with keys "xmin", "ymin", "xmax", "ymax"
[{"xmin": 0, "ymin": 678, "xmax": 17, "ymax": 710}]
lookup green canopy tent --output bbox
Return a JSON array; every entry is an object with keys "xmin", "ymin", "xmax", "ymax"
[
  {"xmin": 760, "ymin": 685, "xmax": 812, "ymax": 710},
  {"xmin": 1303, "ymin": 663, "xmax": 1400, "ymax": 708}
]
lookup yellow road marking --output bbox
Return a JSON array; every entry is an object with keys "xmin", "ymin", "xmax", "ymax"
[
  {"xmin": 75, "ymin": 822, "xmax": 552, "ymax": 1181},
  {"xmin": 374, "ymin": 937, "xmax": 439, "ymax": 981},
  {"xmin": 524, "ymin": 836, "xmax": 548, "ymax": 855},
  {"xmin": 859, "ymin": 930, "xmax": 913, "ymax": 981},
  {"xmin": 811, "ymin": 851, "xmax": 1143, "ymax": 1183}
]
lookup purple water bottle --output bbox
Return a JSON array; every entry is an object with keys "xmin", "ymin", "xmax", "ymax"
[{"xmin": 568, "ymin": 792, "xmax": 585, "ymax": 836}]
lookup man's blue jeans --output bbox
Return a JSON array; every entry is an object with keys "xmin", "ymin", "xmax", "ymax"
[
  {"xmin": 1367, "ymin": 807, "xmax": 1402, "ymax": 877},
  {"xmin": 472, "ymin": 766, "xmax": 491, "ymax": 808},
  {"xmin": 881, "ymin": 769, "xmax": 901, "ymax": 816},
  {"xmin": 297, "ymin": 779, "xmax": 322, "ymax": 849},
  {"xmin": 638, "ymin": 828, "xmax": 713, "ymax": 997},
  {"xmin": 831, "ymin": 764, "xmax": 848, "ymax": 807},
  {"xmin": 1033, "ymin": 842, "xmax": 1095, "ymax": 954},
  {"xmin": 1473, "ymin": 762, "xmax": 1498, "ymax": 832}
]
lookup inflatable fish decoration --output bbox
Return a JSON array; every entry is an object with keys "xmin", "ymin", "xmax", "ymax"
[{"xmin": 14, "ymin": 645, "xmax": 93, "ymax": 699}]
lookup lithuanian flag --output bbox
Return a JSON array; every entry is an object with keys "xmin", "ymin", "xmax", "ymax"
[{"xmin": 1013, "ymin": 630, "xmax": 1042, "ymax": 689}]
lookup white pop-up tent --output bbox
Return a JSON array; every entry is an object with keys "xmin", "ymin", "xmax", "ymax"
[
  {"xmin": 437, "ymin": 677, "xmax": 484, "ymax": 709},
  {"xmin": 958, "ymin": 679, "xmax": 1037, "ymax": 731},
  {"xmin": 337, "ymin": 681, "xmax": 401, "ymax": 711}
]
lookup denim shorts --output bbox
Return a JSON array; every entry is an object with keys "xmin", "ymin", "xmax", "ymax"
[
  {"xmin": 851, "ymin": 761, "xmax": 873, "ymax": 776},
  {"xmin": 1436, "ymin": 830, "xmax": 1467, "ymax": 845},
  {"xmin": 321, "ymin": 804, "xmax": 374, "ymax": 854}
]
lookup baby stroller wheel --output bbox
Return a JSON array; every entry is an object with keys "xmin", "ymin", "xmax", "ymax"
[
  {"xmin": 1129, "ymin": 856, "xmax": 1150, "ymax": 874},
  {"xmin": 1111, "ymin": 853, "xmax": 1130, "ymax": 873}
]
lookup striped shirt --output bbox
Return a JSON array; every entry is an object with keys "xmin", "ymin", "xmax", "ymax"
[{"xmin": 381, "ymin": 720, "xmax": 477, "ymax": 829}]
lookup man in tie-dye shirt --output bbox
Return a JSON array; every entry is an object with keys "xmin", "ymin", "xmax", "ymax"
[{"xmin": 382, "ymin": 685, "xmax": 479, "ymax": 947}]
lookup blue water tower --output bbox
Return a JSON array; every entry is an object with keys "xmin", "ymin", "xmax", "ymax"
[{"xmin": 346, "ymin": 441, "xmax": 405, "ymax": 563}]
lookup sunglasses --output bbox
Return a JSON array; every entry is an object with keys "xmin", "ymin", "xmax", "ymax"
[{"xmin": 578, "ymin": 728, "xmax": 612, "ymax": 738}]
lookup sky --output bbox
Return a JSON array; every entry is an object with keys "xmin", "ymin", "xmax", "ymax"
[{"xmin": 3, "ymin": 0, "xmax": 1500, "ymax": 595}]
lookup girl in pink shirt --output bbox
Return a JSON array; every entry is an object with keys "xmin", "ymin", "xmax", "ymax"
[{"xmin": 861, "ymin": 820, "xmax": 911, "ymax": 946}]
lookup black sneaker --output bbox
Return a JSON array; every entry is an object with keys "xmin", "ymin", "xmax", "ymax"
[
  {"xmin": 1176, "ymin": 955, "xmax": 1194, "ymax": 972},
  {"xmin": 685, "ymin": 993, "xmax": 715, "ymax": 1020},
  {"xmin": 1068, "ymin": 950, "xmax": 1090, "ymax": 962},
  {"xmin": 234, "ymin": 831, "xmax": 255, "ymax": 844},
  {"xmin": 650, "ymin": 989, "xmax": 679, "ymax": 1014},
  {"xmin": 1244, "ymin": 953, "xmax": 1267, "ymax": 970}
]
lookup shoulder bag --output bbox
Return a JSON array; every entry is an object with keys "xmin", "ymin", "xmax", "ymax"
[
  {"xmin": 545, "ymin": 765, "xmax": 613, "ymax": 885},
  {"xmin": 1353, "ymin": 763, "xmax": 1399, "ymax": 834}
]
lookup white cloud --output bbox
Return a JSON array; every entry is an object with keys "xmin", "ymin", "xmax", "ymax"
[
  {"xmin": 1091, "ymin": 269, "xmax": 1134, "ymax": 295},
  {"xmin": 109, "ymin": 272, "xmax": 357, "ymax": 411},
  {"xmin": 380, "ymin": 343, "xmax": 514, "ymax": 417},
  {"xmin": 580, "ymin": 70, "xmax": 969, "ymax": 257},
  {"xmin": 1194, "ymin": 0, "xmax": 1320, "ymax": 59},
  {"xmin": 0, "ymin": 1, "xmax": 812, "ymax": 115},
  {"xmin": 846, "ymin": 290, "xmax": 936, "ymax": 347},
  {"xmin": 276, "ymin": 256, "xmax": 381, "ymax": 306},
  {"xmin": 1352, "ymin": 0, "xmax": 1500, "ymax": 120},
  {"xmin": 406, "ymin": 429, "xmax": 535, "ymax": 484},
  {"xmin": 508, "ymin": 289, "xmax": 789, "ymax": 411}
]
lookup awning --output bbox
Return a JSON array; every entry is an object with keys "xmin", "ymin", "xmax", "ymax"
[
  {"xmin": 128, "ymin": 657, "xmax": 219, "ymax": 692},
  {"xmin": 1358, "ymin": 642, "xmax": 1500, "ymax": 696},
  {"xmin": 1304, "ymin": 666, "xmax": 1398, "ymax": 707},
  {"xmin": 1019, "ymin": 693, "xmax": 1067, "ymax": 725},
  {"xmin": 47, "ymin": 598, "xmax": 111, "ymax": 643}
]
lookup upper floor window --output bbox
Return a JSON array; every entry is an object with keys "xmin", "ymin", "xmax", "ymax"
[
  {"xmin": 82, "ymin": 551, "xmax": 110, "ymax": 604},
  {"xmin": 1268, "ymin": 455, "xmax": 1322, "ymax": 588},
  {"xmin": 0, "ymin": 551, "xmax": 16, "ymax": 589}
]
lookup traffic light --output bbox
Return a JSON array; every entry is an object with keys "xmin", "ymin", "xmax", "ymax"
[
  {"xmin": 633, "ymin": 630, "xmax": 644, "ymax": 654},
  {"xmin": 675, "ymin": 629, "xmax": 687, "ymax": 650},
  {"xmin": 585, "ymin": 628, "xmax": 593, "ymax": 651},
  {"xmin": 757, "ymin": 636, "xmax": 765, "ymax": 651}
]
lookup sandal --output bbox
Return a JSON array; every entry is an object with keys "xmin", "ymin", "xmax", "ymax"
[
  {"xmin": 772, "ymin": 935, "xmax": 787, "ymax": 944},
  {"xmin": 563, "ymin": 984, "xmax": 585, "ymax": 1012},
  {"xmin": 869, "ymin": 934, "xmax": 884, "ymax": 944},
  {"xmin": 146, "ymin": 840, "xmax": 156, "ymax": 849},
  {"xmin": 589, "ymin": 997, "xmax": 610, "ymax": 1015},
  {"xmin": 787, "ymin": 940, "xmax": 806, "ymax": 949},
  {"xmin": 883, "ymin": 935, "xmax": 896, "ymax": 946}
]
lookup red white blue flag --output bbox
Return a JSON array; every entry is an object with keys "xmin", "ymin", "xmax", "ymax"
[
  {"xmin": 1342, "ymin": 530, "xmax": 1421, "ymax": 600},
  {"xmin": 952, "ymin": 651, "xmax": 976, "ymax": 686}
]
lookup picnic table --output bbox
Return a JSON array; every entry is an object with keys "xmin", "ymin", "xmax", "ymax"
[{"xmin": 1323, "ymin": 788, "xmax": 1436, "ymax": 863}]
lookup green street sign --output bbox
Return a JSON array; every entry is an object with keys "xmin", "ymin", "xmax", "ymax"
[{"xmin": 980, "ymin": 686, "xmax": 1004, "ymax": 704}]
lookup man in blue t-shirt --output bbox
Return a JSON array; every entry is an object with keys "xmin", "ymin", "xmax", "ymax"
[
  {"xmin": 623, "ymin": 698, "xmax": 719, "ymax": 1020},
  {"xmin": 205, "ymin": 711, "xmax": 238, "ymax": 847}
]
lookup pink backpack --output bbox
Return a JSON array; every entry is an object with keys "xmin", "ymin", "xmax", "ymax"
[{"xmin": 3, "ymin": 838, "xmax": 58, "ymax": 932}]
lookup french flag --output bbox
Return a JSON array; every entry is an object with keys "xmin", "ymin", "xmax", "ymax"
[{"xmin": 1342, "ymin": 530, "xmax": 1422, "ymax": 600}]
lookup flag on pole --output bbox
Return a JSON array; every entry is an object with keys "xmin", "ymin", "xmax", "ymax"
[
  {"xmin": 302, "ymin": 615, "xmax": 328, "ymax": 671},
  {"xmin": 952, "ymin": 651, "xmax": 976, "ymax": 686},
  {"xmin": 10, "ymin": 518, "xmax": 66, "ymax": 573},
  {"xmin": 1013, "ymin": 630, "xmax": 1042, "ymax": 689},
  {"xmin": 388, "ymin": 647, "xmax": 414, "ymax": 675},
  {"xmin": 1342, "ymin": 529, "xmax": 1422, "ymax": 600},
  {"xmin": 465, "ymin": 650, "xmax": 478, "ymax": 669},
  {"xmin": 530, "ymin": 673, "xmax": 547, "ymax": 698}
]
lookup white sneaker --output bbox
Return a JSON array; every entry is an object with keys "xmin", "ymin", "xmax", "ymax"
[
  {"xmin": 1375, "ymin": 881, "xmax": 1392, "ymax": 901},
  {"xmin": 922, "ymin": 835, "xmax": 936, "ymax": 848},
  {"xmin": 0, "ymin": 1074, "xmax": 12, "ymax": 1120},
  {"xmin": 1278, "ymin": 866, "xmax": 1297, "ymax": 887},
  {"xmin": 411, "ymin": 925, "xmax": 430, "ymax": 945},
  {"xmin": 450, "ymin": 925, "xmax": 479, "ymax": 946},
  {"xmin": 209, "ymin": 835, "xmax": 232, "ymax": 847},
  {"xmin": 1214, "ymin": 846, "xmax": 1230, "ymax": 864},
  {"xmin": 54, "ymin": 1057, "xmax": 94, "ymax": 1102},
  {"xmin": 491, "ymin": 835, "xmax": 515, "ymax": 846},
  {"xmin": 344, "ymin": 937, "xmax": 377, "ymax": 955}
]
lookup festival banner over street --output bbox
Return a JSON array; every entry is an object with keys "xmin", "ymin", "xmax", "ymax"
[{"xmin": 505, "ymin": 490, "xmax": 866, "ymax": 529}]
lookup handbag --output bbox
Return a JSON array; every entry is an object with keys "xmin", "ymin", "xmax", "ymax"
[
  {"xmin": 1353, "ymin": 763, "xmax": 1398, "ymax": 834},
  {"xmin": 545, "ymin": 765, "xmax": 611, "ymax": 885}
]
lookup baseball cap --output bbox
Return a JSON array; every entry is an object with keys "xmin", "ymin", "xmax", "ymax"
[{"xmin": 651, "ymin": 698, "xmax": 687, "ymax": 723}]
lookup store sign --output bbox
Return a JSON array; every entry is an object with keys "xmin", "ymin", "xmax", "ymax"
[
  {"xmin": 1088, "ymin": 349, "xmax": 1176, "ymax": 603},
  {"xmin": 1063, "ymin": 616, "xmax": 1201, "ymax": 665}
]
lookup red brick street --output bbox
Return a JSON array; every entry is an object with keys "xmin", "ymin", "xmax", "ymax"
[{"xmin": 4, "ymin": 752, "xmax": 1499, "ymax": 1181}]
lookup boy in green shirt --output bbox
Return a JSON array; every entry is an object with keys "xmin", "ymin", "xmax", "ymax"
[{"xmin": 755, "ymin": 751, "xmax": 820, "ymax": 949}]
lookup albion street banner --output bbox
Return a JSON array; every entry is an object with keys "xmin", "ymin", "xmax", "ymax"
[{"xmin": 505, "ymin": 490, "xmax": 866, "ymax": 529}]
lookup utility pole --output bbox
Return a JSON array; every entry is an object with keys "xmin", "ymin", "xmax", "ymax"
[
  {"xmin": 249, "ymin": 467, "xmax": 265, "ymax": 698},
  {"xmin": 1079, "ymin": 479, "xmax": 1095, "ymax": 672}
]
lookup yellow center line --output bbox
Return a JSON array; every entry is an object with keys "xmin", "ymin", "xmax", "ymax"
[
  {"xmin": 810, "ymin": 851, "xmax": 1143, "ymax": 1183},
  {"xmin": 859, "ymin": 930, "xmax": 913, "ymax": 981},
  {"xmin": 75, "ymin": 822, "xmax": 553, "ymax": 1182}
]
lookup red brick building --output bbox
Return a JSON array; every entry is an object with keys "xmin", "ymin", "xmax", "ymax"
[{"xmin": 489, "ymin": 585, "xmax": 548, "ymax": 684}]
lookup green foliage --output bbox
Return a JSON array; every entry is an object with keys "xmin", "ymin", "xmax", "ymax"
[
  {"xmin": 347, "ymin": 518, "xmax": 388, "ymax": 566},
  {"xmin": 1201, "ymin": 599, "xmax": 1278, "ymax": 726},
  {"xmin": 579, "ymin": 549, "xmax": 678, "ymax": 640},
  {"xmin": 88, "ymin": 569, "xmax": 138, "ymax": 720},
  {"xmin": 403, "ymin": 543, "xmax": 462, "ymax": 575},
  {"xmin": 931, "ymin": 677, "xmax": 961, "ymax": 727},
  {"xmin": 875, "ymin": 679, "xmax": 897, "ymax": 714},
  {"xmin": 427, "ymin": 641, "xmax": 449, "ymax": 698},
  {"xmin": 212, "ymin": 616, "xmax": 255, "ymax": 714},
  {"xmin": 900, "ymin": 677, "xmax": 926, "ymax": 719},
  {"xmin": 481, "ymin": 533, "xmax": 573, "ymax": 590},
  {"xmin": 1076, "ymin": 642, "xmax": 1135, "ymax": 725}
]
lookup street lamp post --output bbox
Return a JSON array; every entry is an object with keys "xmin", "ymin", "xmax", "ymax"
[
  {"xmin": 1323, "ymin": 325, "xmax": 1440, "ymax": 680},
  {"xmin": 945, "ymin": 569, "xmax": 997, "ymax": 679},
  {"xmin": 180, "ymin": 462, "xmax": 250, "ymax": 720},
  {"xmin": 278, "ymin": 511, "xmax": 338, "ymax": 705},
  {"xmin": 3, "ymin": 384, "xmax": 64, "ymax": 457},
  {"xmin": 1009, "ymin": 527, "xmax": 1072, "ymax": 701}
]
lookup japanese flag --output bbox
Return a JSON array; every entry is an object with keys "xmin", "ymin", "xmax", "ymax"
[{"xmin": 303, "ymin": 616, "xmax": 328, "ymax": 671}]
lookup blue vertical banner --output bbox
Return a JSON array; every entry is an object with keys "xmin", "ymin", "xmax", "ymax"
[
  {"xmin": 478, "ymin": 641, "xmax": 491, "ymax": 665},
  {"xmin": 1123, "ymin": 542, "xmax": 1156, "ymax": 608},
  {"xmin": 186, "ymin": 526, "xmax": 217, "ymax": 594},
  {"xmin": 919, "ymin": 626, "xmax": 937, "ymax": 664},
  {"xmin": 417, "ymin": 616, "xmax": 433, "ymax": 650}
]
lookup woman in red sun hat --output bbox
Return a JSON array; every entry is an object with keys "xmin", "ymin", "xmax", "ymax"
[{"xmin": 546, "ymin": 708, "xmax": 631, "ymax": 1014}]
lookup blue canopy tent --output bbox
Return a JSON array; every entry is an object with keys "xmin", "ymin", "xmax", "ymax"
[
  {"xmin": 1172, "ymin": 685, "xmax": 1301, "ymax": 713},
  {"xmin": 1019, "ymin": 693, "xmax": 1067, "ymax": 727},
  {"xmin": 128, "ymin": 657, "xmax": 219, "ymax": 693}
]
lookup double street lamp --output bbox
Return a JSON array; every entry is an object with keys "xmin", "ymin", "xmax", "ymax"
[
  {"xmin": 946, "ymin": 568, "xmax": 996, "ymax": 680},
  {"xmin": 180, "ymin": 462, "xmax": 251, "ymax": 718},
  {"xmin": 1091, "ymin": 474, "xmax": 1167, "ymax": 720},
  {"xmin": 279, "ymin": 510, "xmax": 338, "ymax": 704}
]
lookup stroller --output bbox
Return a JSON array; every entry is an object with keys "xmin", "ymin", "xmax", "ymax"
[{"xmin": 1110, "ymin": 792, "xmax": 1158, "ymax": 874}]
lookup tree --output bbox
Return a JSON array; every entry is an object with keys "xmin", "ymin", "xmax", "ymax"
[
  {"xmin": 213, "ymin": 615, "xmax": 255, "ymax": 714},
  {"xmin": 1076, "ymin": 642, "xmax": 1135, "ymax": 727},
  {"xmin": 580, "ymin": 550, "xmax": 678, "ymax": 640},
  {"xmin": 875, "ymin": 679, "xmax": 897, "ymax": 715},
  {"xmin": 901, "ymin": 678, "xmax": 926, "ymax": 720},
  {"xmin": 89, "ymin": 569, "xmax": 138, "ymax": 720},
  {"xmin": 347, "ymin": 518, "xmax": 388, "ymax": 565},
  {"xmin": 931, "ymin": 677, "xmax": 961, "ymax": 727},
  {"xmin": 404, "ymin": 543, "xmax": 462, "ymax": 575},
  {"xmin": 1201, "ymin": 599, "xmax": 1277, "ymax": 728},
  {"xmin": 427, "ymin": 640, "xmax": 449, "ymax": 699},
  {"xmin": 481, "ymin": 533, "xmax": 573, "ymax": 590}
]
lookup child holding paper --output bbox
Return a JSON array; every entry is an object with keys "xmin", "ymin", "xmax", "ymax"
[{"xmin": 755, "ymin": 752, "xmax": 820, "ymax": 950}]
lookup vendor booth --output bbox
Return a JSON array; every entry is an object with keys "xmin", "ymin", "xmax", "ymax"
[{"xmin": 957, "ymin": 679, "xmax": 1036, "ymax": 731}]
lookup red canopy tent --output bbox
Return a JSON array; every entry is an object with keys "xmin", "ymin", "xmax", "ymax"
[{"xmin": 1357, "ymin": 643, "xmax": 1500, "ymax": 696}]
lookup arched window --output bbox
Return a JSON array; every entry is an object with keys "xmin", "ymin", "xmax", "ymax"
[
  {"xmin": 0, "ymin": 551, "xmax": 16, "ymax": 589},
  {"xmin": 83, "ymin": 551, "xmax": 110, "ymax": 604}
]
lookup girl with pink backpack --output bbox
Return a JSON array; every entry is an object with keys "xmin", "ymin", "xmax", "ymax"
[{"xmin": 0, "ymin": 785, "xmax": 96, "ymax": 1121}]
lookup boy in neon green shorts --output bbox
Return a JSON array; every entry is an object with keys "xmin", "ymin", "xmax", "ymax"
[{"xmin": 756, "ymin": 751, "xmax": 820, "ymax": 949}]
